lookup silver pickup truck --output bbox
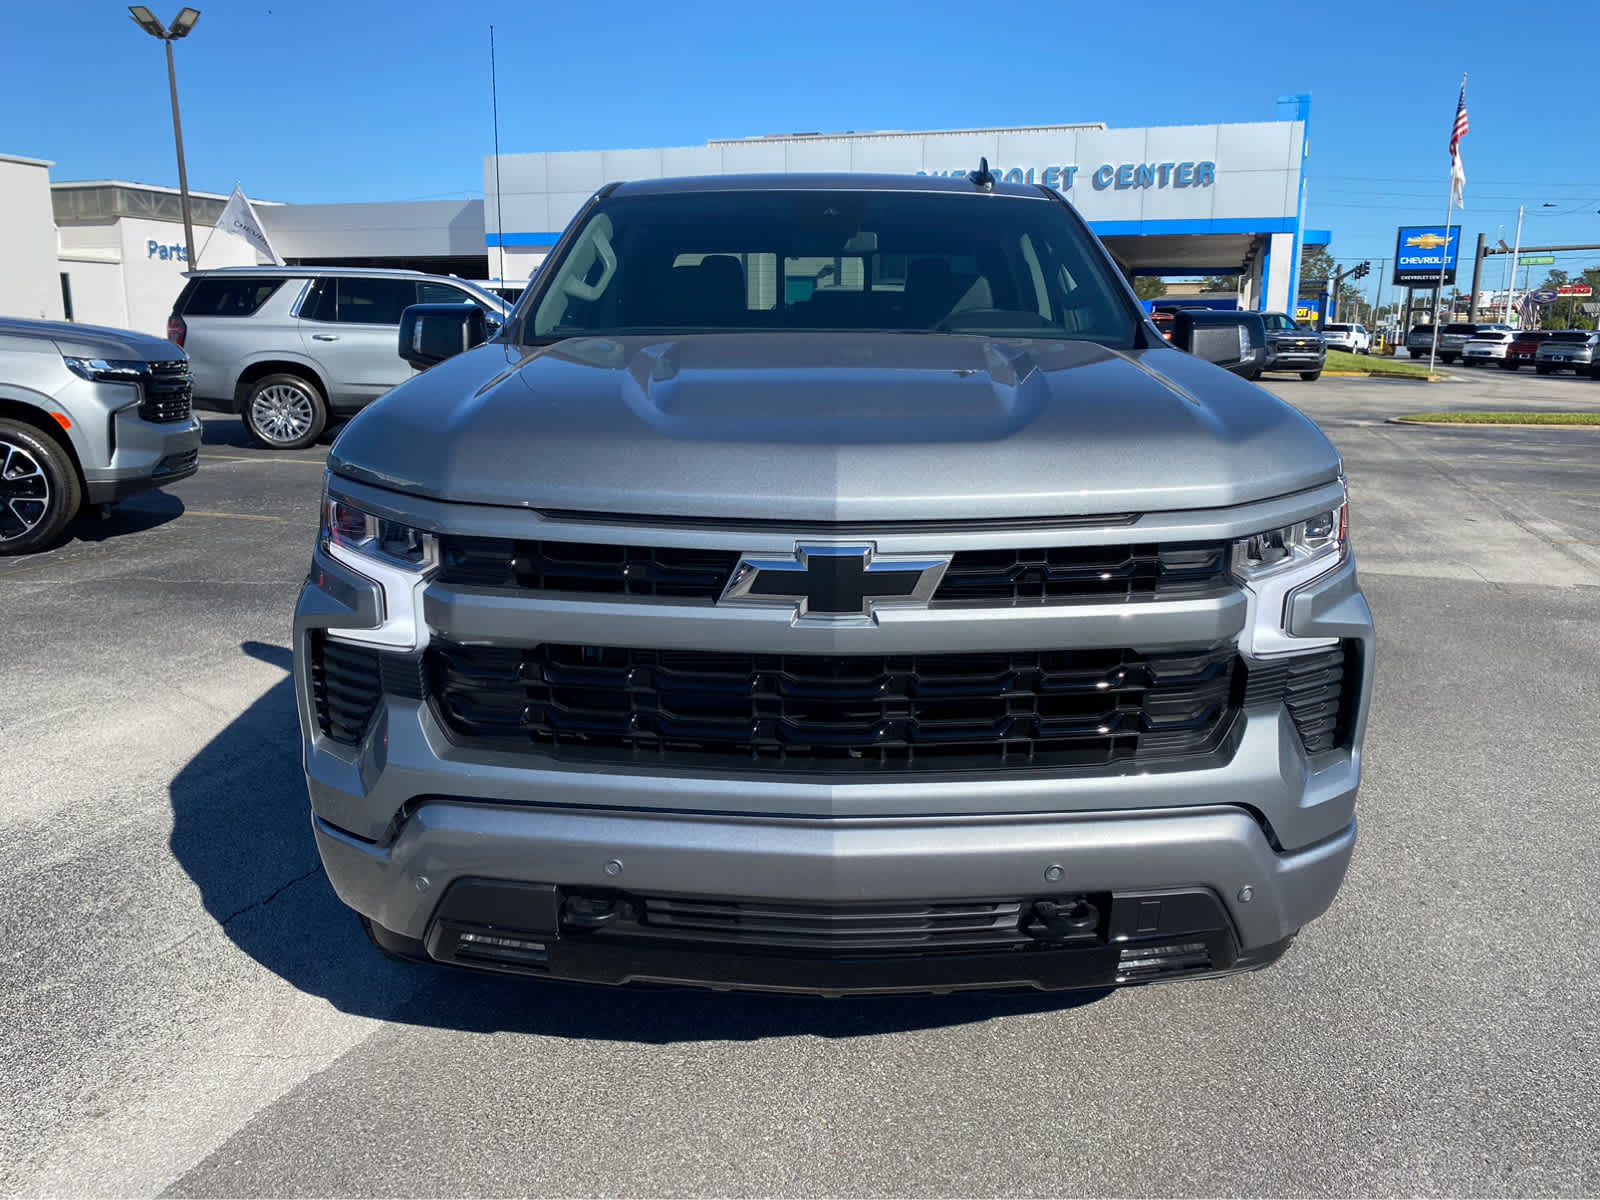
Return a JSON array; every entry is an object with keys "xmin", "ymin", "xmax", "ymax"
[
  {"xmin": 293, "ymin": 173, "xmax": 1374, "ymax": 995},
  {"xmin": 0, "ymin": 318, "xmax": 200, "ymax": 555}
]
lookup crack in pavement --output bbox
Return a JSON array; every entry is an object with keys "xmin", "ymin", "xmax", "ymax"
[{"xmin": 218, "ymin": 864, "xmax": 325, "ymax": 930}]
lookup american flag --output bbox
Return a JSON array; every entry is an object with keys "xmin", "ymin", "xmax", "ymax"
[
  {"xmin": 1449, "ymin": 78, "xmax": 1469, "ymax": 207},
  {"xmin": 1518, "ymin": 291, "xmax": 1541, "ymax": 330}
]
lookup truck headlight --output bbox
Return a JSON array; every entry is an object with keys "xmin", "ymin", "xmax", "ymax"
[
  {"xmin": 319, "ymin": 481, "xmax": 437, "ymax": 650},
  {"xmin": 1230, "ymin": 500, "xmax": 1346, "ymax": 580},
  {"xmin": 1230, "ymin": 493, "xmax": 1348, "ymax": 656},
  {"xmin": 63, "ymin": 357, "xmax": 149, "ymax": 382}
]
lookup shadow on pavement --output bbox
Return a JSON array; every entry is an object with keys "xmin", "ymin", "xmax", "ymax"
[
  {"xmin": 169, "ymin": 641, "xmax": 1109, "ymax": 1044},
  {"xmin": 200, "ymin": 414, "xmax": 342, "ymax": 451},
  {"xmin": 68, "ymin": 489, "xmax": 185, "ymax": 544}
]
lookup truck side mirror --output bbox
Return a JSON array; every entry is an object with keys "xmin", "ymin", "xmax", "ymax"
[
  {"xmin": 399, "ymin": 304, "xmax": 488, "ymax": 370},
  {"xmin": 1170, "ymin": 309, "xmax": 1267, "ymax": 378}
]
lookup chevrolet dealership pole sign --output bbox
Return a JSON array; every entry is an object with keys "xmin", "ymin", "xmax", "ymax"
[{"xmin": 1393, "ymin": 226, "xmax": 1461, "ymax": 287}]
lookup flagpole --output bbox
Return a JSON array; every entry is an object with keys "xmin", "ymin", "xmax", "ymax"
[
  {"xmin": 194, "ymin": 179, "xmax": 238, "ymax": 268},
  {"xmin": 1428, "ymin": 73, "xmax": 1467, "ymax": 376},
  {"xmin": 1505, "ymin": 205, "xmax": 1524, "ymax": 327},
  {"xmin": 1425, "ymin": 188, "xmax": 1454, "ymax": 376}
]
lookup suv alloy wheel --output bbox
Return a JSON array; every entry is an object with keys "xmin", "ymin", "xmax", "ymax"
[
  {"xmin": 244, "ymin": 373, "xmax": 329, "ymax": 450},
  {"xmin": 0, "ymin": 418, "xmax": 83, "ymax": 555}
]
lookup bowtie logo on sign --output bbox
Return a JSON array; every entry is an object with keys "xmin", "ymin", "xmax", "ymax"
[{"xmin": 1393, "ymin": 225, "xmax": 1461, "ymax": 286}]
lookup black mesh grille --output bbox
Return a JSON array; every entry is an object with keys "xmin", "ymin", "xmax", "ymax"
[
  {"xmin": 428, "ymin": 642, "xmax": 1237, "ymax": 770},
  {"xmin": 140, "ymin": 360, "xmax": 193, "ymax": 423},
  {"xmin": 437, "ymin": 537, "xmax": 1229, "ymax": 606},
  {"xmin": 441, "ymin": 538, "xmax": 743, "ymax": 599},
  {"xmin": 934, "ymin": 543, "xmax": 1227, "ymax": 603},
  {"xmin": 310, "ymin": 634, "xmax": 382, "ymax": 744},
  {"xmin": 1241, "ymin": 643, "xmax": 1354, "ymax": 754},
  {"xmin": 636, "ymin": 896, "xmax": 1030, "ymax": 951}
]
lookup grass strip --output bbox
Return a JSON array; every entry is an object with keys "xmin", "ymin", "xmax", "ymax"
[
  {"xmin": 1323, "ymin": 350, "xmax": 1438, "ymax": 378},
  {"xmin": 1394, "ymin": 412, "xmax": 1600, "ymax": 426}
]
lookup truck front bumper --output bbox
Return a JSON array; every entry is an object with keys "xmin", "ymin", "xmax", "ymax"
[
  {"xmin": 294, "ymin": 494, "xmax": 1373, "ymax": 994},
  {"xmin": 82, "ymin": 410, "xmax": 201, "ymax": 504},
  {"xmin": 316, "ymin": 802, "xmax": 1352, "ymax": 994},
  {"xmin": 1265, "ymin": 351, "xmax": 1325, "ymax": 371}
]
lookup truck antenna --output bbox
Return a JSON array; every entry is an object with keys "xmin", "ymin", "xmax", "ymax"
[{"xmin": 968, "ymin": 157, "xmax": 996, "ymax": 189}]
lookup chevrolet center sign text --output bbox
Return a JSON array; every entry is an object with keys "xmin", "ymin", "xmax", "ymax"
[
  {"xmin": 919, "ymin": 161, "xmax": 1219, "ymax": 191},
  {"xmin": 1393, "ymin": 225, "xmax": 1461, "ymax": 287}
]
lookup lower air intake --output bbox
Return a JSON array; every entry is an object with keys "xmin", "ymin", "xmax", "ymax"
[{"xmin": 1116, "ymin": 940, "xmax": 1213, "ymax": 981}]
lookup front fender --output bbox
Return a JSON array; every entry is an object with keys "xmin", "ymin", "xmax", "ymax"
[{"xmin": 0, "ymin": 382, "xmax": 98, "ymax": 473}]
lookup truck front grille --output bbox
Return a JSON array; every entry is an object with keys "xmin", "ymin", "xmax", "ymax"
[
  {"xmin": 1241, "ymin": 644, "xmax": 1355, "ymax": 753},
  {"xmin": 427, "ymin": 642, "xmax": 1237, "ymax": 770},
  {"xmin": 310, "ymin": 634, "xmax": 382, "ymax": 744},
  {"xmin": 140, "ymin": 360, "xmax": 193, "ymax": 423},
  {"xmin": 437, "ymin": 537, "xmax": 1229, "ymax": 606}
]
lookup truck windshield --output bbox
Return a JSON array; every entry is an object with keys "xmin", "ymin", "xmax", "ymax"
[{"xmin": 521, "ymin": 189, "xmax": 1139, "ymax": 347}]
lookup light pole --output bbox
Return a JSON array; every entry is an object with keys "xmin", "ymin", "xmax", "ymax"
[{"xmin": 128, "ymin": 7, "xmax": 201, "ymax": 267}]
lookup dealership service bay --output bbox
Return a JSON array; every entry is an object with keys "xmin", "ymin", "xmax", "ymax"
[{"xmin": 2, "ymin": 375, "xmax": 1598, "ymax": 1196}]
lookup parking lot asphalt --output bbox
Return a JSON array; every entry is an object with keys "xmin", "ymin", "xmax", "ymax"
[{"xmin": 3, "ymin": 370, "xmax": 1598, "ymax": 1197}]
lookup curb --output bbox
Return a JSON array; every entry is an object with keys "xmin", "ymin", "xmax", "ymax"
[
  {"xmin": 1385, "ymin": 417, "xmax": 1600, "ymax": 429},
  {"xmin": 1324, "ymin": 371, "xmax": 1449, "ymax": 382}
]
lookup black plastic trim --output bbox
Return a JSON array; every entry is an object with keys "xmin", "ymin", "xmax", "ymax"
[{"xmin": 419, "ymin": 879, "xmax": 1251, "ymax": 994}]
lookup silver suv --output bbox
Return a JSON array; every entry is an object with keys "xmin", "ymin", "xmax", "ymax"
[
  {"xmin": 1534, "ymin": 330, "xmax": 1600, "ymax": 376},
  {"xmin": 294, "ymin": 174, "xmax": 1374, "ymax": 995},
  {"xmin": 171, "ymin": 267, "xmax": 509, "ymax": 450},
  {"xmin": 0, "ymin": 317, "xmax": 200, "ymax": 555}
]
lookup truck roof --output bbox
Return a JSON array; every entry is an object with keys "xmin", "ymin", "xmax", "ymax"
[{"xmin": 606, "ymin": 172, "xmax": 1056, "ymax": 200}]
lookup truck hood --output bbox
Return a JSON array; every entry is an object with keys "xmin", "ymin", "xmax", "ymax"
[
  {"xmin": 329, "ymin": 333, "xmax": 1342, "ymax": 522},
  {"xmin": 0, "ymin": 317, "xmax": 184, "ymax": 362}
]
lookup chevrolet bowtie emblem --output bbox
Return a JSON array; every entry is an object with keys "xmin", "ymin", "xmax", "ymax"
[
  {"xmin": 1405, "ymin": 233, "xmax": 1451, "ymax": 250},
  {"xmin": 719, "ymin": 544, "xmax": 950, "ymax": 620}
]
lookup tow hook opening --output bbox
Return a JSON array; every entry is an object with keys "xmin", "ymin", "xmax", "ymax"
[
  {"xmin": 562, "ymin": 894, "xmax": 622, "ymax": 928},
  {"xmin": 1023, "ymin": 895, "xmax": 1104, "ymax": 944}
]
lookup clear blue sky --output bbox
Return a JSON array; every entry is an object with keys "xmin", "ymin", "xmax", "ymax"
[{"xmin": 8, "ymin": 0, "xmax": 1598, "ymax": 298}]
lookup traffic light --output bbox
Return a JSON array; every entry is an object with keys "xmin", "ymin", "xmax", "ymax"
[{"xmin": 1353, "ymin": 261, "xmax": 1371, "ymax": 280}]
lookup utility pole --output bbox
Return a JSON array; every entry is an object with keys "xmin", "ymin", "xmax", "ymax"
[
  {"xmin": 129, "ymin": 7, "xmax": 202, "ymax": 267},
  {"xmin": 1468, "ymin": 231, "xmax": 1485, "ymax": 321}
]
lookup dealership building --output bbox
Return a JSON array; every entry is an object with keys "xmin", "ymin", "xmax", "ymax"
[{"xmin": 3, "ymin": 96, "xmax": 1327, "ymax": 337}]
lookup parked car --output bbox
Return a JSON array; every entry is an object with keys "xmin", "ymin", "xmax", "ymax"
[
  {"xmin": 0, "ymin": 317, "xmax": 200, "ymax": 555},
  {"xmin": 1433, "ymin": 322, "xmax": 1513, "ymax": 364},
  {"xmin": 1462, "ymin": 329, "xmax": 1514, "ymax": 367},
  {"xmin": 1534, "ymin": 330, "xmax": 1600, "ymax": 375},
  {"xmin": 1405, "ymin": 324, "xmax": 1438, "ymax": 358},
  {"xmin": 1149, "ymin": 309, "xmax": 1176, "ymax": 341},
  {"xmin": 1260, "ymin": 312, "xmax": 1326, "ymax": 380},
  {"xmin": 1320, "ymin": 323, "xmax": 1370, "ymax": 354},
  {"xmin": 293, "ymin": 172, "xmax": 1373, "ymax": 996},
  {"xmin": 171, "ymin": 267, "xmax": 511, "ymax": 450},
  {"xmin": 1502, "ymin": 329, "xmax": 1552, "ymax": 370}
]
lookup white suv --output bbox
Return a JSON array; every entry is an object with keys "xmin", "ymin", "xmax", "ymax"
[
  {"xmin": 1320, "ymin": 323, "xmax": 1370, "ymax": 354},
  {"xmin": 170, "ymin": 268, "xmax": 510, "ymax": 450}
]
